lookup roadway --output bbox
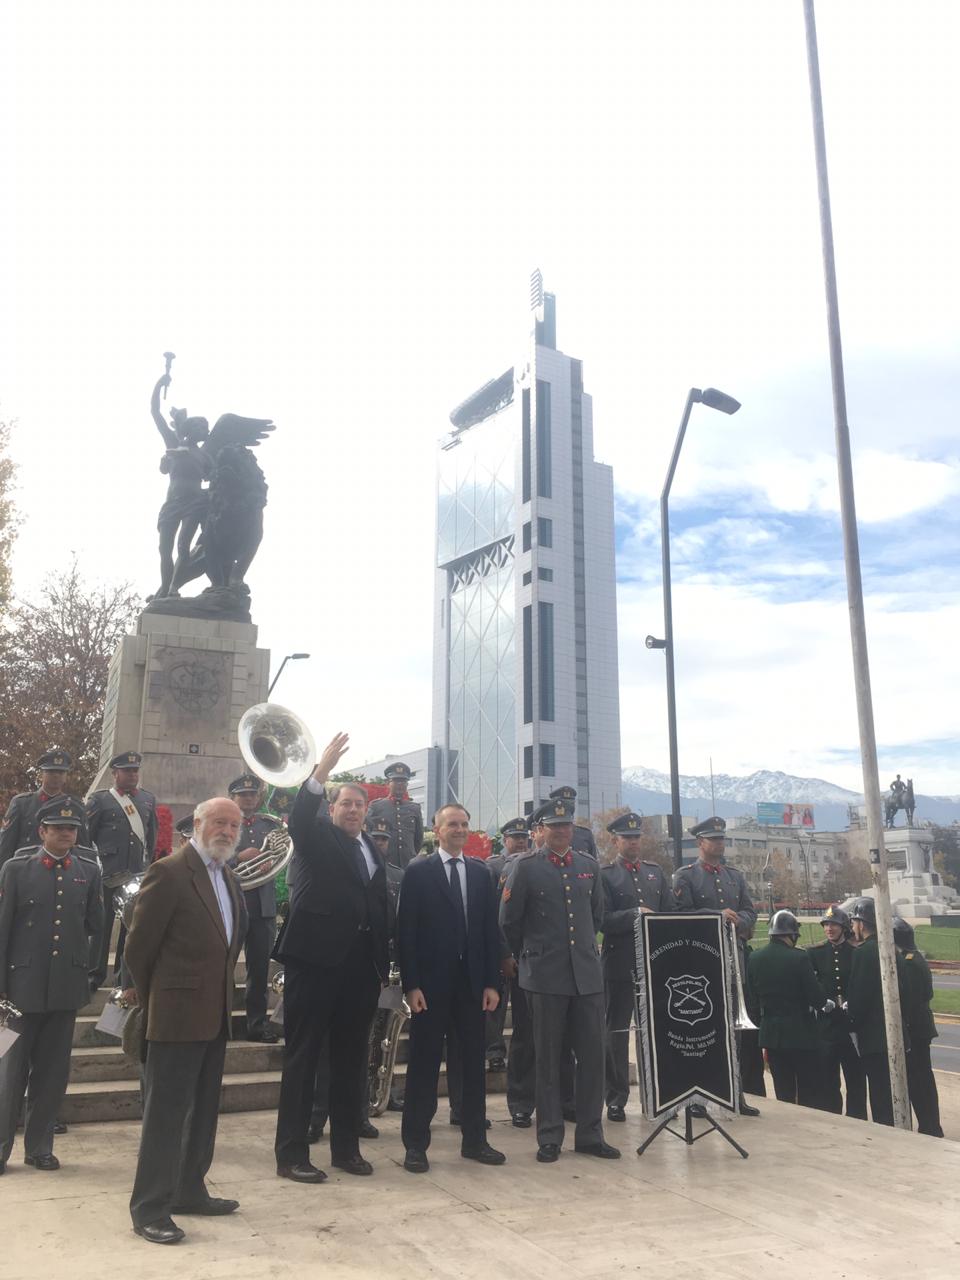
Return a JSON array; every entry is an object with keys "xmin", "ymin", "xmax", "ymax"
[{"xmin": 933, "ymin": 1019, "xmax": 960, "ymax": 1072}]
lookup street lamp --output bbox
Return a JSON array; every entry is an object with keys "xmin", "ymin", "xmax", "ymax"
[
  {"xmin": 656, "ymin": 387, "xmax": 740, "ymax": 868},
  {"xmin": 268, "ymin": 652, "xmax": 311, "ymax": 698}
]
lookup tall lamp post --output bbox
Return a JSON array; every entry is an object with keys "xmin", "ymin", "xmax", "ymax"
[
  {"xmin": 268, "ymin": 652, "xmax": 311, "ymax": 698},
  {"xmin": 646, "ymin": 387, "xmax": 740, "ymax": 869}
]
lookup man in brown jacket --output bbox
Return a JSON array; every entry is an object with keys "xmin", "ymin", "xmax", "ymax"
[{"xmin": 125, "ymin": 796, "xmax": 247, "ymax": 1245}]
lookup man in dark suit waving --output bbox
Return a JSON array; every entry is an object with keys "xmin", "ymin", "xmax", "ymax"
[
  {"xmin": 274, "ymin": 733, "xmax": 390, "ymax": 1182},
  {"xmin": 398, "ymin": 803, "xmax": 505, "ymax": 1173}
]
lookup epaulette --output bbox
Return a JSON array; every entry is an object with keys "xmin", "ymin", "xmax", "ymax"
[
  {"xmin": 10, "ymin": 845, "xmax": 39, "ymax": 860},
  {"xmin": 519, "ymin": 847, "xmax": 538, "ymax": 859},
  {"xmin": 75, "ymin": 850, "xmax": 101, "ymax": 867}
]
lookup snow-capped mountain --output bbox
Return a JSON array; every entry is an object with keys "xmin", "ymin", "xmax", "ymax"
[{"xmin": 621, "ymin": 766, "xmax": 861, "ymax": 806}]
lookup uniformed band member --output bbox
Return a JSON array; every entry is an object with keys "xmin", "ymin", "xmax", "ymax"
[
  {"xmin": 0, "ymin": 749, "xmax": 90, "ymax": 868},
  {"xmin": 86, "ymin": 752, "xmax": 158, "ymax": 993},
  {"xmin": 548, "ymin": 786, "xmax": 598, "ymax": 859},
  {"xmin": 0, "ymin": 800, "xmax": 103, "ymax": 1172},
  {"xmin": 483, "ymin": 817, "xmax": 529, "ymax": 1075},
  {"xmin": 846, "ymin": 897, "xmax": 908, "ymax": 1127},
  {"xmin": 893, "ymin": 916, "xmax": 942, "ymax": 1138},
  {"xmin": 366, "ymin": 762, "xmax": 424, "ymax": 868},
  {"xmin": 746, "ymin": 910, "xmax": 824, "ymax": 1106},
  {"xmin": 500, "ymin": 799, "xmax": 619, "ymax": 1163},
  {"xmin": 228, "ymin": 774, "xmax": 282, "ymax": 1044},
  {"xmin": 600, "ymin": 811, "xmax": 673, "ymax": 1121},
  {"xmin": 807, "ymin": 905, "xmax": 867, "ymax": 1118},
  {"xmin": 672, "ymin": 816, "xmax": 760, "ymax": 1116}
]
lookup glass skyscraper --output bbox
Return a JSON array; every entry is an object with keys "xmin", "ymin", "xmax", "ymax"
[{"xmin": 431, "ymin": 276, "xmax": 621, "ymax": 833}]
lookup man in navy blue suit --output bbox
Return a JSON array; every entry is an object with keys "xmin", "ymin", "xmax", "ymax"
[{"xmin": 397, "ymin": 803, "xmax": 506, "ymax": 1173}]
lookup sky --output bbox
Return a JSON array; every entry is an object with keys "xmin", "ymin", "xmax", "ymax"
[{"xmin": 0, "ymin": 1, "xmax": 957, "ymax": 796}]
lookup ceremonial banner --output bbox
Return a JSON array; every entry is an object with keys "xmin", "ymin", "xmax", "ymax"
[{"xmin": 634, "ymin": 913, "xmax": 739, "ymax": 1116}]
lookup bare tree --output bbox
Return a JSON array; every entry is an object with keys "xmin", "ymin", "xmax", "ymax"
[
  {"xmin": 0, "ymin": 561, "xmax": 139, "ymax": 802},
  {"xmin": 0, "ymin": 415, "xmax": 20, "ymax": 617}
]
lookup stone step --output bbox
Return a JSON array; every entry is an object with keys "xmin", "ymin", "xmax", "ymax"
[
  {"xmin": 68, "ymin": 1040, "xmax": 285, "ymax": 1083},
  {"xmin": 82, "ymin": 981, "xmax": 275, "ymax": 1017}
]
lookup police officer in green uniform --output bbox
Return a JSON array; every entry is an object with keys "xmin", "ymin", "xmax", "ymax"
[
  {"xmin": 500, "ymin": 799, "xmax": 618, "ymax": 1163},
  {"xmin": 746, "ymin": 910, "xmax": 824, "ymax": 1106},
  {"xmin": 846, "ymin": 897, "xmax": 909, "ymax": 1126},
  {"xmin": 0, "ymin": 800, "xmax": 103, "ymax": 1172},
  {"xmin": 548, "ymin": 787, "xmax": 598, "ymax": 859},
  {"xmin": 807, "ymin": 905, "xmax": 866, "ymax": 1118},
  {"xmin": 601, "ymin": 811, "xmax": 673, "ymax": 1122},
  {"xmin": 86, "ymin": 751, "xmax": 158, "ymax": 992},
  {"xmin": 893, "ymin": 916, "xmax": 942, "ymax": 1137},
  {"xmin": 0, "ymin": 749, "xmax": 90, "ymax": 869},
  {"xmin": 228, "ymin": 774, "xmax": 284, "ymax": 1044},
  {"xmin": 672, "ymin": 816, "xmax": 760, "ymax": 1115},
  {"xmin": 365, "ymin": 763, "xmax": 424, "ymax": 869}
]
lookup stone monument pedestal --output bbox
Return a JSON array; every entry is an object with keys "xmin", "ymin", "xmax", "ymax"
[{"xmin": 94, "ymin": 612, "xmax": 269, "ymax": 815}]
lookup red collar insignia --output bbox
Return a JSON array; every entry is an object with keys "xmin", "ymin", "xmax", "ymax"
[
  {"xmin": 41, "ymin": 854, "xmax": 72, "ymax": 870},
  {"xmin": 548, "ymin": 851, "xmax": 573, "ymax": 868}
]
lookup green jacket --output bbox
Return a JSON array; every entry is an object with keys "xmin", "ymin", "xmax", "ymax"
[
  {"xmin": 846, "ymin": 934, "xmax": 910, "ymax": 1058},
  {"xmin": 899, "ymin": 948, "xmax": 937, "ymax": 1045},
  {"xmin": 746, "ymin": 939, "xmax": 822, "ymax": 1050},
  {"xmin": 807, "ymin": 937, "xmax": 857, "ymax": 1045}
]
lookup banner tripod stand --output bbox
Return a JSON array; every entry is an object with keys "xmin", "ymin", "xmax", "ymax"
[{"xmin": 637, "ymin": 1101, "xmax": 748, "ymax": 1159}]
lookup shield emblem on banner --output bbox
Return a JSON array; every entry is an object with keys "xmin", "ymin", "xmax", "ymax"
[{"xmin": 665, "ymin": 975, "xmax": 712, "ymax": 1027}]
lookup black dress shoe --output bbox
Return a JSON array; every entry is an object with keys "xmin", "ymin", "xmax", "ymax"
[
  {"xmin": 607, "ymin": 1105, "xmax": 626, "ymax": 1122},
  {"xmin": 574, "ymin": 1141, "xmax": 621, "ymax": 1159},
  {"xmin": 687, "ymin": 1103, "xmax": 708, "ymax": 1118},
  {"xmin": 511, "ymin": 1113, "xmax": 532, "ymax": 1129},
  {"xmin": 739, "ymin": 1098, "xmax": 761, "ymax": 1117},
  {"xmin": 450, "ymin": 1115, "xmax": 492, "ymax": 1130},
  {"xmin": 24, "ymin": 1153, "xmax": 60, "ymax": 1170},
  {"xmin": 248, "ymin": 1027, "xmax": 279, "ymax": 1044},
  {"xmin": 358, "ymin": 1119, "xmax": 379, "ymax": 1139},
  {"xmin": 169, "ymin": 1198, "xmax": 239, "ymax": 1215},
  {"xmin": 536, "ymin": 1144, "xmax": 561, "ymax": 1163},
  {"xmin": 331, "ymin": 1154, "xmax": 373, "ymax": 1176},
  {"xmin": 277, "ymin": 1162, "xmax": 327, "ymax": 1183},
  {"xmin": 53, "ymin": 1120, "xmax": 68, "ymax": 1135},
  {"xmin": 386, "ymin": 1097, "xmax": 404, "ymax": 1112},
  {"xmin": 404, "ymin": 1149, "xmax": 429, "ymax": 1173},
  {"xmin": 487, "ymin": 1057, "xmax": 507, "ymax": 1072},
  {"xmin": 307, "ymin": 1122, "xmax": 325, "ymax": 1143},
  {"xmin": 134, "ymin": 1218, "xmax": 185, "ymax": 1245},
  {"xmin": 461, "ymin": 1142, "xmax": 506, "ymax": 1166}
]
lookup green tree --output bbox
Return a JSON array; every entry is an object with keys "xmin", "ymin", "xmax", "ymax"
[{"xmin": 931, "ymin": 824, "xmax": 960, "ymax": 889}]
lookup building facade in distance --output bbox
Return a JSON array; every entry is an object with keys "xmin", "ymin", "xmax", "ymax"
[{"xmin": 431, "ymin": 274, "xmax": 621, "ymax": 833}]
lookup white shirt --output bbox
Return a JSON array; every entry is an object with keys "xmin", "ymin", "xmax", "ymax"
[
  {"xmin": 439, "ymin": 847, "xmax": 468, "ymax": 914},
  {"xmin": 193, "ymin": 841, "xmax": 235, "ymax": 942}
]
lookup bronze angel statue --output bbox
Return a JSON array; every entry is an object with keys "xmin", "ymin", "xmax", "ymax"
[{"xmin": 148, "ymin": 355, "xmax": 274, "ymax": 616}]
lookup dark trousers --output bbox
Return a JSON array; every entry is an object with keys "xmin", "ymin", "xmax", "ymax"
[
  {"xmin": 604, "ymin": 979, "xmax": 634, "ymax": 1108},
  {"xmin": 274, "ymin": 937, "xmax": 380, "ymax": 1167},
  {"xmin": 129, "ymin": 1033, "xmax": 227, "ymax": 1227},
  {"xmin": 402, "ymin": 965, "xmax": 487, "ymax": 1152},
  {"xmin": 90, "ymin": 886, "xmax": 121, "ymax": 989},
  {"xmin": 907, "ymin": 1040, "xmax": 943, "ymax": 1137},
  {"xmin": 529, "ymin": 990, "xmax": 604, "ymax": 1149},
  {"xmin": 0, "ymin": 1010, "xmax": 76, "ymax": 1163},
  {"xmin": 739, "ymin": 1029, "xmax": 767, "ymax": 1097},
  {"xmin": 506, "ymin": 978, "xmax": 536, "ymax": 1117},
  {"xmin": 485, "ymin": 987, "xmax": 508, "ymax": 1063},
  {"xmin": 818, "ymin": 1037, "xmax": 867, "ymax": 1119},
  {"xmin": 243, "ymin": 914, "xmax": 276, "ymax": 1033},
  {"xmin": 766, "ymin": 1047, "xmax": 819, "ymax": 1106},
  {"xmin": 310, "ymin": 1034, "xmax": 331, "ymax": 1129},
  {"xmin": 861, "ymin": 1052, "xmax": 894, "ymax": 1126}
]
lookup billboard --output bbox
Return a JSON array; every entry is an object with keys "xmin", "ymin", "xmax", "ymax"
[{"xmin": 757, "ymin": 802, "xmax": 815, "ymax": 829}]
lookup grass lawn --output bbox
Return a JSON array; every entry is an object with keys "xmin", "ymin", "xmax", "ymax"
[
  {"xmin": 931, "ymin": 989, "xmax": 960, "ymax": 1016},
  {"xmin": 750, "ymin": 919, "xmax": 960, "ymax": 962}
]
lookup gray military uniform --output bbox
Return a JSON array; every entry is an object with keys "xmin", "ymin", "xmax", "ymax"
[
  {"xmin": 232, "ymin": 812, "xmax": 282, "ymax": 1035},
  {"xmin": 85, "ymin": 787, "xmax": 157, "ymax": 990},
  {"xmin": 500, "ymin": 847, "xmax": 606, "ymax": 1148},
  {"xmin": 0, "ymin": 847, "xmax": 103, "ymax": 1163},
  {"xmin": 0, "ymin": 792, "xmax": 90, "ymax": 868},
  {"xmin": 671, "ymin": 860, "xmax": 757, "ymax": 937},
  {"xmin": 365, "ymin": 795, "xmax": 423, "ymax": 868}
]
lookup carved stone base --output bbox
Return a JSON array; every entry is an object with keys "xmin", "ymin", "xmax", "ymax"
[
  {"xmin": 94, "ymin": 612, "xmax": 269, "ymax": 815},
  {"xmin": 142, "ymin": 585, "xmax": 252, "ymax": 625}
]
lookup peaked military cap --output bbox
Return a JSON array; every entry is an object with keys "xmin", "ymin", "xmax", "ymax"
[
  {"xmin": 109, "ymin": 751, "xmax": 142, "ymax": 769},
  {"xmin": 366, "ymin": 817, "xmax": 392, "ymax": 840},
  {"xmin": 542, "ymin": 798, "xmax": 576, "ymax": 825},
  {"xmin": 689, "ymin": 816, "xmax": 726, "ymax": 840},
  {"xmin": 37, "ymin": 797, "xmax": 85, "ymax": 827},
  {"xmin": 501, "ymin": 817, "xmax": 529, "ymax": 838},
  {"xmin": 548, "ymin": 785, "xmax": 577, "ymax": 802},
  {"xmin": 36, "ymin": 748, "xmax": 72, "ymax": 770},
  {"xmin": 607, "ymin": 811, "xmax": 644, "ymax": 836},
  {"xmin": 384, "ymin": 761, "xmax": 414, "ymax": 780},
  {"xmin": 175, "ymin": 814, "xmax": 196, "ymax": 837},
  {"xmin": 228, "ymin": 773, "xmax": 262, "ymax": 795}
]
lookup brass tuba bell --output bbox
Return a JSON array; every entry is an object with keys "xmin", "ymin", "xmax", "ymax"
[{"xmin": 238, "ymin": 702, "xmax": 317, "ymax": 789}]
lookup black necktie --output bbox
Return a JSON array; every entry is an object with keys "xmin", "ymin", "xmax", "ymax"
[
  {"xmin": 353, "ymin": 838, "xmax": 371, "ymax": 884},
  {"xmin": 448, "ymin": 857, "xmax": 467, "ymax": 956}
]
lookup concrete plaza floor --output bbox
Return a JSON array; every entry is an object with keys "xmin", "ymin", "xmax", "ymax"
[{"xmin": 3, "ymin": 1093, "xmax": 960, "ymax": 1280}]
